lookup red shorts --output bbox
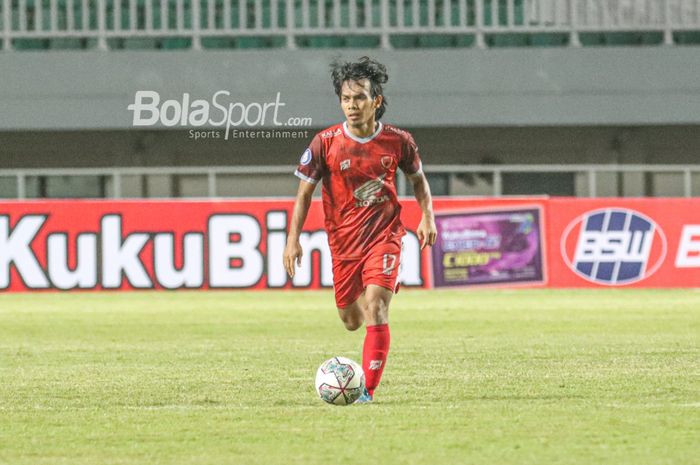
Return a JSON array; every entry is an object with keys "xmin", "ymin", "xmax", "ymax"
[{"xmin": 332, "ymin": 239, "xmax": 403, "ymax": 309}]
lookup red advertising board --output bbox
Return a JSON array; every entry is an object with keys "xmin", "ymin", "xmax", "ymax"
[
  {"xmin": 547, "ymin": 198, "xmax": 700, "ymax": 288},
  {"xmin": 0, "ymin": 197, "xmax": 697, "ymax": 292}
]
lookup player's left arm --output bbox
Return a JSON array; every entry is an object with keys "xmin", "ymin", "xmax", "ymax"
[{"xmin": 407, "ymin": 171, "xmax": 437, "ymax": 250}]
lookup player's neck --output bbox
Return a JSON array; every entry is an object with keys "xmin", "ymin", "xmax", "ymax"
[{"xmin": 345, "ymin": 119, "xmax": 378, "ymax": 139}]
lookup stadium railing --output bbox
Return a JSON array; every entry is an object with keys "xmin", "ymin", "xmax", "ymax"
[
  {"xmin": 0, "ymin": 164, "xmax": 698, "ymax": 198},
  {"xmin": 1, "ymin": 0, "xmax": 700, "ymax": 51}
]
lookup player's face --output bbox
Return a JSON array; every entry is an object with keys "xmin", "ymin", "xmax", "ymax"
[{"xmin": 340, "ymin": 79, "xmax": 382, "ymax": 128}]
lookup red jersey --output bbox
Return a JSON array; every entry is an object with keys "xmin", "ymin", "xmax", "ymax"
[{"xmin": 295, "ymin": 121, "xmax": 423, "ymax": 260}]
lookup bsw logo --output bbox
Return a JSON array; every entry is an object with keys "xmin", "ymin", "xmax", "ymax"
[{"xmin": 561, "ymin": 208, "xmax": 667, "ymax": 285}]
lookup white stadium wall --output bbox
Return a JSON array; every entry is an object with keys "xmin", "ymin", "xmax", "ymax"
[{"xmin": 1, "ymin": 48, "xmax": 700, "ymax": 130}]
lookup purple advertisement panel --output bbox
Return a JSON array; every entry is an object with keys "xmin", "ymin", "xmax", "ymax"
[{"xmin": 432, "ymin": 207, "xmax": 545, "ymax": 287}]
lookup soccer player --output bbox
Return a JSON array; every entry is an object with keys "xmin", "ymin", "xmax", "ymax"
[{"xmin": 283, "ymin": 57, "xmax": 436, "ymax": 403}]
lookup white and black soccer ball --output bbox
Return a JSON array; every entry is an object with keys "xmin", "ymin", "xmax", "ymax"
[{"xmin": 315, "ymin": 357, "xmax": 365, "ymax": 406}]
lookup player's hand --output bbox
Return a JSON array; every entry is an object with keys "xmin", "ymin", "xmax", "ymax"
[
  {"xmin": 417, "ymin": 215, "xmax": 437, "ymax": 250},
  {"xmin": 283, "ymin": 239, "xmax": 303, "ymax": 278}
]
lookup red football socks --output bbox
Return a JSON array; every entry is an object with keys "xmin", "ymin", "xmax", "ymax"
[{"xmin": 362, "ymin": 323, "xmax": 391, "ymax": 396}]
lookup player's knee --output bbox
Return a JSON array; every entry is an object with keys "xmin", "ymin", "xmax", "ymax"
[
  {"xmin": 342, "ymin": 319, "xmax": 363, "ymax": 331},
  {"xmin": 364, "ymin": 299, "xmax": 388, "ymax": 324},
  {"xmin": 338, "ymin": 308, "xmax": 363, "ymax": 331}
]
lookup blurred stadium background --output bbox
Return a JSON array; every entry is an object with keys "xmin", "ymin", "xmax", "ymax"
[{"xmin": 1, "ymin": 0, "xmax": 699, "ymax": 201}]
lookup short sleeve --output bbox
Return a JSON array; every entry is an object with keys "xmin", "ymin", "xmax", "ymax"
[
  {"xmin": 294, "ymin": 134, "xmax": 325, "ymax": 184},
  {"xmin": 398, "ymin": 132, "xmax": 423, "ymax": 176}
]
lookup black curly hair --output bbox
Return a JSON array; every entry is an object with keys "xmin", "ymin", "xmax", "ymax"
[{"xmin": 330, "ymin": 56, "xmax": 388, "ymax": 120}]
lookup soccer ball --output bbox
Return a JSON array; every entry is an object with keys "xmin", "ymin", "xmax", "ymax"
[{"xmin": 315, "ymin": 357, "xmax": 365, "ymax": 406}]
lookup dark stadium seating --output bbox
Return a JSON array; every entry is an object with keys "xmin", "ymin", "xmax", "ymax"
[
  {"xmin": 344, "ymin": 35, "xmax": 380, "ymax": 47},
  {"xmin": 529, "ymin": 33, "xmax": 568, "ymax": 47},
  {"xmin": 3, "ymin": 0, "xmax": 699, "ymax": 51},
  {"xmin": 674, "ymin": 31, "xmax": 700, "ymax": 45}
]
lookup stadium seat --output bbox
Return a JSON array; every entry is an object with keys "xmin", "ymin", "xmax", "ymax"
[
  {"xmin": 389, "ymin": 34, "xmax": 419, "ymax": 48},
  {"xmin": 481, "ymin": 0, "xmax": 496, "ymax": 26},
  {"xmin": 392, "ymin": 0, "xmax": 409, "ymax": 27},
  {"xmin": 261, "ymin": 1, "xmax": 273, "ymax": 28},
  {"xmin": 513, "ymin": 0, "xmax": 525, "ymax": 25},
  {"xmin": 235, "ymin": 36, "xmax": 271, "ymax": 48},
  {"xmin": 49, "ymin": 38, "xmax": 86, "ymax": 49},
  {"xmin": 603, "ymin": 32, "xmax": 641, "ymax": 46},
  {"xmin": 123, "ymin": 37, "xmax": 161, "ymax": 48},
  {"xmin": 106, "ymin": 2, "xmax": 131, "ymax": 31},
  {"xmin": 393, "ymin": 0, "xmax": 428, "ymax": 27},
  {"xmin": 84, "ymin": 38, "xmax": 100, "ymax": 48},
  {"xmin": 67, "ymin": 1, "xmax": 90, "ymax": 30},
  {"xmin": 578, "ymin": 32, "xmax": 605, "ymax": 47},
  {"xmin": 306, "ymin": 1, "xmax": 320, "ymax": 28},
  {"xmin": 268, "ymin": 35, "xmax": 285, "ymax": 47},
  {"xmin": 71, "ymin": 0, "xmax": 99, "ymax": 30},
  {"xmin": 296, "ymin": 2, "xmax": 318, "ymax": 27},
  {"xmin": 105, "ymin": 38, "xmax": 122, "ymax": 49},
  {"xmin": 148, "ymin": 1, "xmax": 166, "ymax": 30},
  {"xmin": 454, "ymin": 34, "xmax": 476, "ymax": 47},
  {"xmin": 433, "ymin": 0, "xmax": 453, "ymax": 27},
  {"xmin": 274, "ymin": 0, "xmax": 288, "ymax": 27},
  {"xmin": 374, "ymin": 1, "xmax": 386, "ymax": 28},
  {"xmin": 529, "ymin": 33, "xmax": 568, "ymax": 47},
  {"xmin": 342, "ymin": 0, "xmax": 364, "ymax": 29},
  {"xmin": 227, "ymin": 1, "xmax": 242, "ymax": 29},
  {"xmin": 674, "ymin": 31, "xmax": 700, "ymax": 45},
  {"xmin": 339, "ymin": 0, "xmax": 352, "ymax": 28},
  {"xmin": 501, "ymin": 0, "xmax": 524, "ymax": 25},
  {"xmin": 417, "ymin": 34, "xmax": 455, "ymax": 48},
  {"xmin": 482, "ymin": 0, "xmax": 525, "ymax": 27},
  {"xmin": 12, "ymin": 39, "xmax": 51, "ymax": 50},
  {"xmin": 449, "ymin": 0, "xmax": 475, "ymax": 27},
  {"xmin": 639, "ymin": 32, "xmax": 662, "ymax": 45},
  {"xmin": 294, "ymin": 35, "xmax": 338, "ymax": 47},
  {"xmin": 388, "ymin": 0, "xmax": 428, "ymax": 27},
  {"xmin": 201, "ymin": 36, "xmax": 235, "ymax": 48},
  {"xmin": 344, "ymin": 35, "xmax": 380, "ymax": 47},
  {"xmin": 161, "ymin": 37, "xmax": 192, "ymax": 48},
  {"xmin": 487, "ymin": 33, "xmax": 528, "ymax": 47},
  {"xmin": 306, "ymin": 35, "xmax": 345, "ymax": 47}
]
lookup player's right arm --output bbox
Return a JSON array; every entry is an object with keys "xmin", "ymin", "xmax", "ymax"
[
  {"xmin": 283, "ymin": 180, "xmax": 317, "ymax": 278},
  {"xmin": 285, "ymin": 134, "xmax": 326, "ymax": 278}
]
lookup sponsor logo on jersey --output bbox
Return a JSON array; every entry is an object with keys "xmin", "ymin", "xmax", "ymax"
[
  {"xmin": 385, "ymin": 125, "xmax": 407, "ymax": 136},
  {"xmin": 321, "ymin": 128, "xmax": 342, "ymax": 138},
  {"xmin": 561, "ymin": 208, "xmax": 667, "ymax": 285},
  {"xmin": 353, "ymin": 174, "xmax": 389, "ymax": 207},
  {"xmin": 300, "ymin": 148, "xmax": 312, "ymax": 165},
  {"xmin": 340, "ymin": 159, "xmax": 351, "ymax": 171}
]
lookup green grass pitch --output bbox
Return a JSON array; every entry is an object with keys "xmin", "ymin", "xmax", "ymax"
[{"xmin": 0, "ymin": 289, "xmax": 698, "ymax": 465}]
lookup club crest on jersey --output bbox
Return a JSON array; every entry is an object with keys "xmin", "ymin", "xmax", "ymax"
[
  {"xmin": 300, "ymin": 148, "xmax": 312, "ymax": 166},
  {"xmin": 340, "ymin": 159, "xmax": 351, "ymax": 171},
  {"xmin": 381, "ymin": 156, "xmax": 394, "ymax": 169},
  {"xmin": 560, "ymin": 208, "xmax": 667, "ymax": 285},
  {"xmin": 353, "ymin": 174, "xmax": 389, "ymax": 207}
]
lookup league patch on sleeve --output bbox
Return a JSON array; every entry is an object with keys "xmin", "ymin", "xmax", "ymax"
[{"xmin": 300, "ymin": 148, "xmax": 312, "ymax": 166}]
